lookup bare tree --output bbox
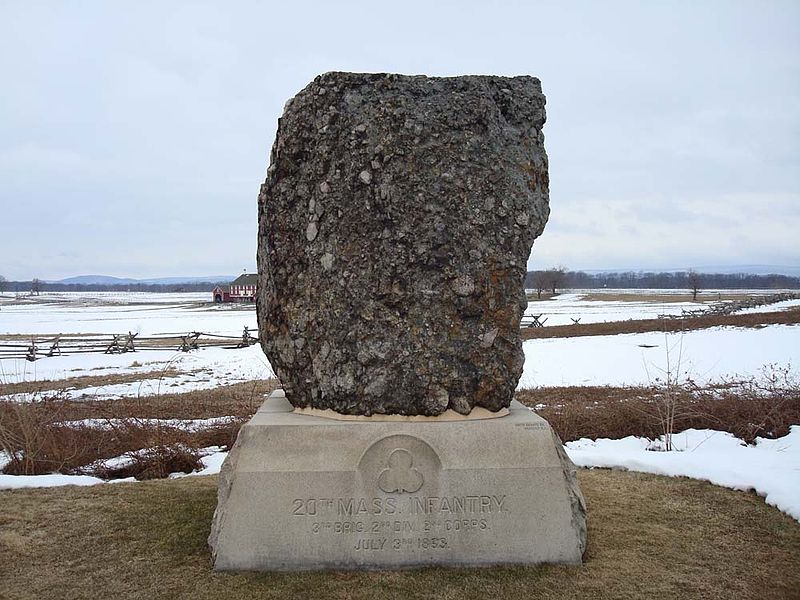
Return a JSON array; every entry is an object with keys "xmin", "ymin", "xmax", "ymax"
[
  {"xmin": 532, "ymin": 270, "xmax": 549, "ymax": 299},
  {"xmin": 687, "ymin": 270, "xmax": 701, "ymax": 301},
  {"xmin": 31, "ymin": 278, "xmax": 42, "ymax": 296},
  {"xmin": 0, "ymin": 275, "xmax": 7, "ymax": 295},
  {"xmin": 547, "ymin": 267, "xmax": 567, "ymax": 295}
]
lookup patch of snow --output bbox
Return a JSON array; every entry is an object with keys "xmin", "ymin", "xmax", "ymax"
[
  {"xmin": 95, "ymin": 453, "xmax": 136, "ymax": 470},
  {"xmin": 0, "ymin": 473, "xmax": 108, "ymax": 489},
  {"xmin": 191, "ymin": 447, "xmax": 227, "ymax": 476},
  {"xmin": 735, "ymin": 298, "xmax": 800, "ymax": 315},
  {"xmin": 566, "ymin": 426, "xmax": 800, "ymax": 522},
  {"xmin": 0, "ymin": 343, "xmax": 273, "ymax": 392},
  {"xmin": 519, "ymin": 324, "xmax": 799, "ymax": 388},
  {"xmin": 58, "ymin": 416, "xmax": 240, "ymax": 432},
  {"xmin": 166, "ymin": 446, "xmax": 227, "ymax": 478}
]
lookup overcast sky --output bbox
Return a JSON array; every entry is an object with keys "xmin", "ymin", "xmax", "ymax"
[{"xmin": 1, "ymin": 1, "xmax": 798, "ymax": 280}]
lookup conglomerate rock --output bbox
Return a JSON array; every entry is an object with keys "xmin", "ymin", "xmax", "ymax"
[{"xmin": 257, "ymin": 72, "xmax": 550, "ymax": 416}]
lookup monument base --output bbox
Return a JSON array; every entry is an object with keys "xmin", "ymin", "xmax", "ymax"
[{"xmin": 209, "ymin": 390, "xmax": 586, "ymax": 571}]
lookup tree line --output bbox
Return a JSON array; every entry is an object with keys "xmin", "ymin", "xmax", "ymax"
[
  {"xmin": 524, "ymin": 268, "xmax": 800, "ymax": 296},
  {"xmin": 0, "ymin": 277, "xmax": 230, "ymax": 294},
  {"xmin": 2, "ymin": 271, "xmax": 798, "ymax": 297}
]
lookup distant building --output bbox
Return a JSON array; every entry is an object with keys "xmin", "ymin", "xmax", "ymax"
[
  {"xmin": 213, "ymin": 273, "xmax": 258, "ymax": 303},
  {"xmin": 230, "ymin": 273, "xmax": 257, "ymax": 302},
  {"xmin": 212, "ymin": 285, "xmax": 230, "ymax": 303}
]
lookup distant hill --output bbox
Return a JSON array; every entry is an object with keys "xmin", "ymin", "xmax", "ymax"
[
  {"xmin": 55, "ymin": 275, "xmax": 140, "ymax": 285},
  {"xmin": 53, "ymin": 275, "xmax": 236, "ymax": 285},
  {"xmin": 140, "ymin": 275, "xmax": 237, "ymax": 285}
]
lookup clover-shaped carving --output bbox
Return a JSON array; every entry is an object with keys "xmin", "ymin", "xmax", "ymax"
[{"xmin": 378, "ymin": 448, "xmax": 423, "ymax": 493}]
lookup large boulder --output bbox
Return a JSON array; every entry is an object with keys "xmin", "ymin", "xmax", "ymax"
[{"xmin": 257, "ymin": 72, "xmax": 550, "ymax": 416}]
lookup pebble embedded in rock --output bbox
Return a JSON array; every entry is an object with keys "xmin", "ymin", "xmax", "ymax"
[{"xmin": 306, "ymin": 221, "xmax": 318, "ymax": 242}]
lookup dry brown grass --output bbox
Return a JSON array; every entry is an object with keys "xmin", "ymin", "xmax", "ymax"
[
  {"xmin": 516, "ymin": 376, "xmax": 800, "ymax": 443},
  {"xmin": 0, "ymin": 470, "xmax": 798, "ymax": 600},
  {"xmin": 3, "ymin": 378, "xmax": 278, "ymax": 421},
  {"xmin": 521, "ymin": 307, "xmax": 800, "ymax": 340},
  {"xmin": 525, "ymin": 291, "xmax": 558, "ymax": 301},
  {"xmin": 3, "ymin": 373, "xmax": 795, "ymax": 479},
  {"xmin": 0, "ymin": 332, "xmax": 106, "ymax": 341},
  {"xmin": 0, "ymin": 379, "xmax": 279, "ymax": 477},
  {"xmin": 0, "ymin": 406, "xmax": 243, "ymax": 478}
]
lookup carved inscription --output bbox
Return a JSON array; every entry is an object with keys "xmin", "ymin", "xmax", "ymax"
[
  {"xmin": 290, "ymin": 494, "xmax": 510, "ymax": 552},
  {"xmin": 288, "ymin": 434, "xmax": 513, "ymax": 553},
  {"xmin": 291, "ymin": 495, "xmax": 506, "ymax": 516},
  {"xmin": 517, "ymin": 422, "xmax": 548, "ymax": 431}
]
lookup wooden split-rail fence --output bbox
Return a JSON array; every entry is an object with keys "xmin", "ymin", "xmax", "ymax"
[
  {"xmin": 521, "ymin": 292, "xmax": 799, "ymax": 328},
  {"xmin": 659, "ymin": 292, "xmax": 800, "ymax": 320},
  {"xmin": 520, "ymin": 314, "xmax": 548, "ymax": 328},
  {"xmin": 0, "ymin": 327, "xmax": 259, "ymax": 362},
  {"xmin": 4, "ymin": 292, "xmax": 796, "ymax": 359}
]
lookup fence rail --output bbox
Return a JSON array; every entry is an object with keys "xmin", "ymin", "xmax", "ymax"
[
  {"xmin": 0, "ymin": 327, "xmax": 259, "ymax": 361},
  {"xmin": 658, "ymin": 292, "xmax": 800, "ymax": 320},
  {"xmin": 520, "ymin": 292, "xmax": 800, "ymax": 328}
]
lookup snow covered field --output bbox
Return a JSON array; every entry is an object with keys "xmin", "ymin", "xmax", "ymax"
[
  {"xmin": 525, "ymin": 292, "xmax": 707, "ymax": 325},
  {"xmin": 1, "ymin": 344, "xmax": 272, "ymax": 399},
  {"xmin": 0, "ymin": 292, "xmax": 266, "ymax": 394},
  {"xmin": 5, "ymin": 324, "xmax": 795, "ymax": 399},
  {"xmin": 0, "ymin": 291, "xmax": 211, "ymax": 305},
  {"xmin": 524, "ymin": 290, "xmax": 800, "ymax": 325},
  {"xmin": 0, "ymin": 292, "xmax": 254, "ymax": 336},
  {"xmin": 2, "ymin": 290, "xmax": 796, "ymax": 394},
  {"xmin": 1, "ymin": 290, "xmax": 798, "ymax": 521},
  {"xmin": 521, "ymin": 325, "xmax": 799, "ymax": 387}
]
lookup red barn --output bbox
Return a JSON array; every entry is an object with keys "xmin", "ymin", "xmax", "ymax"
[
  {"xmin": 212, "ymin": 285, "xmax": 230, "ymax": 303},
  {"xmin": 213, "ymin": 273, "xmax": 258, "ymax": 303}
]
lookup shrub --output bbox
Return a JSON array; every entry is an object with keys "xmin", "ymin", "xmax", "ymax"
[
  {"xmin": 91, "ymin": 444, "xmax": 203, "ymax": 480},
  {"xmin": 518, "ymin": 365, "xmax": 799, "ymax": 444},
  {"xmin": 0, "ymin": 392, "xmax": 110, "ymax": 475},
  {"xmin": 0, "ymin": 399, "xmax": 227, "ymax": 478}
]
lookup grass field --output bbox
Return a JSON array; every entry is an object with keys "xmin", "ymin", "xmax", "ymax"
[{"xmin": 1, "ymin": 470, "xmax": 798, "ymax": 600}]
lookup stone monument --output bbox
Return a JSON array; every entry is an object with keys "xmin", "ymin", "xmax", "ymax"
[{"xmin": 209, "ymin": 72, "xmax": 586, "ymax": 570}]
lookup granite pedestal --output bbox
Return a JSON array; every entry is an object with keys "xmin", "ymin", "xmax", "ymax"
[{"xmin": 209, "ymin": 390, "xmax": 586, "ymax": 571}]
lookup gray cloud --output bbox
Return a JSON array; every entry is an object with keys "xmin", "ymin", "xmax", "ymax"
[{"xmin": 0, "ymin": 1, "xmax": 798, "ymax": 279}]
